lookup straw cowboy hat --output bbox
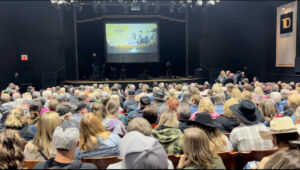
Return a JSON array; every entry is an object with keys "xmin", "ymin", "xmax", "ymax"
[{"xmin": 259, "ymin": 117, "xmax": 298, "ymax": 140}]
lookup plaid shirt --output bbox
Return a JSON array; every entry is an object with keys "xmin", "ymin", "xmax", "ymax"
[
  {"xmin": 152, "ymin": 127, "xmax": 183, "ymax": 155},
  {"xmin": 230, "ymin": 123, "xmax": 274, "ymax": 152}
]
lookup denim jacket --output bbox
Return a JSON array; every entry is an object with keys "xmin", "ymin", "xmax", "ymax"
[{"xmin": 75, "ymin": 134, "xmax": 120, "ymax": 159}]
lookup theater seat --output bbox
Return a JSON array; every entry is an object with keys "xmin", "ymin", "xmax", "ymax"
[
  {"xmin": 218, "ymin": 152, "xmax": 238, "ymax": 169},
  {"xmin": 81, "ymin": 156, "xmax": 122, "ymax": 169},
  {"xmin": 236, "ymin": 149, "xmax": 279, "ymax": 169},
  {"xmin": 168, "ymin": 154, "xmax": 181, "ymax": 169},
  {"xmin": 24, "ymin": 160, "xmax": 42, "ymax": 169}
]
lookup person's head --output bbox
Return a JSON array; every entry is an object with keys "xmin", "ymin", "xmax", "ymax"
[
  {"xmin": 177, "ymin": 103, "xmax": 191, "ymax": 120},
  {"xmin": 56, "ymin": 104, "xmax": 74, "ymax": 122},
  {"xmin": 1, "ymin": 93, "xmax": 10, "ymax": 103},
  {"xmin": 180, "ymin": 91, "xmax": 190, "ymax": 104},
  {"xmin": 260, "ymin": 117, "xmax": 299, "ymax": 148},
  {"xmin": 91, "ymin": 101, "xmax": 107, "ymax": 120},
  {"xmin": 48, "ymin": 99, "xmax": 59, "ymax": 112},
  {"xmin": 198, "ymin": 98, "xmax": 215, "ymax": 114},
  {"xmin": 29, "ymin": 101, "xmax": 42, "ymax": 123},
  {"xmin": 0, "ymin": 129, "xmax": 24, "ymax": 169},
  {"xmin": 139, "ymin": 96, "xmax": 151, "ymax": 108},
  {"xmin": 12, "ymin": 92, "xmax": 21, "ymax": 101},
  {"xmin": 190, "ymin": 94, "xmax": 201, "ymax": 105},
  {"xmin": 78, "ymin": 92, "xmax": 88, "ymax": 103},
  {"xmin": 263, "ymin": 149, "xmax": 300, "ymax": 169},
  {"xmin": 213, "ymin": 93, "xmax": 226, "ymax": 105},
  {"xmin": 127, "ymin": 117, "xmax": 152, "ymax": 136},
  {"xmin": 76, "ymin": 102, "xmax": 88, "ymax": 114},
  {"xmin": 288, "ymin": 94, "xmax": 300, "ymax": 111},
  {"xmin": 259, "ymin": 99, "xmax": 277, "ymax": 124},
  {"xmin": 31, "ymin": 112, "xmax": 61, "ymax": 157},
  {"xmin": 223, "ymin": 98, "xmax": 239, "ymax": 118},
  {"xmin": 254, "ymin": 86, "xmax": 265, "ymax": 98},
  {"xmin": 158, "ymin": 109, "xmax": 179, "ymax": 128},
  {"xmin": 240, "ymin": 91, "xmax": 254, "ymax": 102},
  {"xmin": 231, "ymin": 88, "xmax": 241, "ymax": 99},
  {"xmin": 142, "ymin": 105, "xmax": 158, "ymax": 125},
  {"xmin": 5, "ymin": 108, "xmax": 27, "ymax": 128},
  {"xmin": 183, "ymin": 127, "xmax": 217, "ymax": 169},
  {"xmin": 127, "ymin": 90, "xmax": 136, "ymax": 99},
  {"xmin": 119, "ymin": 131, "xmax": 169, "ymax": 169},
  {"xmin": 280, "ymin": 88, "xmax": 290, "ymax": 100},
  {"xmin": 294, "ymin": 106, "xmax": 300, "ymax": 125},
  {"xmin": 271, "ymin": 92, "xmax": 281, "ymax": 104},
  {"xmin": 166, "ymin": 98, "xmax": 179, "ymax": 112},
  {"xmin": 106, "ymin": 100, "xmax": 119, "ymax": 118},
  {"xmin": 230, "ymin": 99, "xmax": 262, "ymax": 125},
  {"xmin": 52, "ymin": 120, "xmax": 80, "ymax": 158},
  {"xmin": 79, "ymin": 113, "xmax": 110, "ymax": 152}
]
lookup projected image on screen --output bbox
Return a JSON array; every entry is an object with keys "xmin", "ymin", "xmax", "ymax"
[{"xmin": 106, "ymin": 23, "xmax": 157, "ymax": 54}]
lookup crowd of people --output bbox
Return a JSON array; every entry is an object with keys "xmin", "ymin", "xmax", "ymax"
[{"xmin": 0, "ymin": 69, "xmax": 300, "ymax": 169}]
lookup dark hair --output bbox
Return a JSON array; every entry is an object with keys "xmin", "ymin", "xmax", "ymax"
[
  {"xmin": 273, "ymin": 132, "xmax": 300, "ymax": 146},
  {"xmin": 143, "ymin": 105, "xmax": 158, "ymax": 124},
  {"xmin": 264, "ymin": 149, "xmax": 300, "ymax": 169},
  {"xmin": 0, "ymin": 129, "xmax": 24, "ymax": 169}
]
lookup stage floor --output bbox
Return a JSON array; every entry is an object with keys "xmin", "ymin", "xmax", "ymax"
[{"xmin": 63, "ymin": 77, "xmax": 205, "ymax": 86}]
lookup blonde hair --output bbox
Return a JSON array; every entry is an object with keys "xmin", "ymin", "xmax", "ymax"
[
  {"xmin": 213, "ymin": 93, "xmax": 226, "ymax": 105},
  {"xmin": 142, "ymin": 84, "xmax": 149, "ymax": 93},
  {"xmin": 167, "ymin": 89, "xmax": 178, "ymax": 100},
  {"xmin": 288, "ymin": 94, "xmax": 300, "ymax": 111},
  {"xmin": 240, "ymin": 91, "xmax": 254, "ymax": 102},
  {"xmin": 259, "ymin": 99, "xmax": 276, "ymax": 124},
  {"xmin": 158, "ymin": 109, "xmax": 179, "ymax": 128},
  {"xmin": 220, "ymin": 70, "xmax": 226, "ymax": 78},
  {"xmin": 79, "ymin": 113, "xmax": 111, "ymax": 152},
  {"xmin": 223, "ymin": 98, "xmax": 238, "ymax": 118},
  {"xmin": 198, "ymin": 98, "xmax": 215, "ymax": 113},
  {"xmin": 254, "ymin": 86, "xmax": 264, "ymax": 98},
  {"xmin": 231, "ymin": 88, "xmax": 241, "ymax": 99},
  {"xmin": 190, "ymin": 94, "xmax": 201, "ymax": 105},
  {"xmin": 183, "ymin": 128, "xmax": 217, "ymax": 169},
  {"xmin": 5, "ymin": 108, "xmax": 27, "ymax": 127},
  {"xmin": 27, "ymin": 112, "xmax": 60, "ymax": 157}
]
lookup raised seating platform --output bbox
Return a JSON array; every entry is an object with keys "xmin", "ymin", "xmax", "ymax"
[{"xmin": 63, "ymin": 77, "xmax": 205, "ymax": 87}]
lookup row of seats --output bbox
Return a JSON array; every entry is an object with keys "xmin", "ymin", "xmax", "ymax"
[{"xmin": 24, "ymin": 149, "xmax": 279, "ymax": 169}]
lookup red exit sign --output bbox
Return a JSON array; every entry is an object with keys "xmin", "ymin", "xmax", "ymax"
[{"xmin": 21, "ymin": 54, "xmax": 28, "ymax": 61}]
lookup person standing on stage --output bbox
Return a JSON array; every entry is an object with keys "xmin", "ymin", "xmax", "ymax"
[{"xmin": 91, "ymin": 53, "xmax": 100, "ymax": 75}]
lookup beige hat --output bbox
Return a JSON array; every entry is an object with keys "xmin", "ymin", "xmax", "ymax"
[{"xmin": 259, "ymin": 117, "xmax": 298, "ymax": 140}]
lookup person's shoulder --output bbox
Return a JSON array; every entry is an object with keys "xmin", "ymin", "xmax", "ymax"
[
  {"xmin": 33, "ymin": 160, "xmax": 48, "ymax": 169},
  {"xmin": 107, "ymin": 161, "xmax": 122, "ymax": 169},
  {"xmin": 80, "ymin": 162, "xmax": 98, "ymax": 169}
]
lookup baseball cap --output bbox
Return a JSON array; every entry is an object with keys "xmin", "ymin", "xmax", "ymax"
[
  {"xmin": 120, "ymin": 131, "xmax": 169, "ymax": 169},
  {"xmin": 76, "ymin": 102, "xmax": 88, "ymax": 112},
  {"xmin": 128, "ymin": 90, "xmax": 135, "ymax": 97},
  {"xmin": 140, "ymin": 96, "xmax": 151, "ymax": 106},
  {"xmin": 56, "ymin": 104, "xmax": 72, "ymax": 116},
  {"xmin": 53, "ymin": 120, "xmax": 79, "ymax": 152}
]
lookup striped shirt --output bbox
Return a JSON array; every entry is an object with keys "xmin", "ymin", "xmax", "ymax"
[{"xmin": 230, "ymin": 123, "xmax": 274, "ymax": 152}]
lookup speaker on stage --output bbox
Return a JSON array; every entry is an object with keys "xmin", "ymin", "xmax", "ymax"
[{"xmin": 295, "ymin": 58, "xmax": 300, "ymax": 73}]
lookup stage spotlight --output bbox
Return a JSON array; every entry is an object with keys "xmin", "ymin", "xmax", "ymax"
[
  {"xmin": 187, "ymin": 0, "xmax": 192, "ymax": 3},
  {"xmin": 208, "ymin": 0, "xmax": 215, "ymax": 5},
  {"xmin": 50, "ymin": 0, "xmax": 58, "ymax": 4},
  {"xmin": 216, "ymin": 0, "xmax": 220, "ymax": 3},
  {"xmin": 196, "ymin": 0, "xmax": 203, "ymax": 6}
]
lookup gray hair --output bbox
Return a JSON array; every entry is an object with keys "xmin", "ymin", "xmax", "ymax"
[
  {"xmin": 127, "ymin": 117, "xmax": 152, "ymax": 136},
  {"xmin": 280, "ymin": 89, "xmax": 290, "ymax": 100},
  {"xmin": 271, "ymin": 92, "xmax": 281, "ymax": 104},
  {"xmin": 177, "ymin": 103, "xmax": 191, "ymax": 120},
  {"xmin": 180, "ymin": 91, "xmax": 190, "ymax": 104},
  {"xmin": 213, "ymin": 93, "xmax": 226, "ymax": 105}
]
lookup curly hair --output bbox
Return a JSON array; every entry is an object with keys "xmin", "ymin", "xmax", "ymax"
[
  {"xmin": 198, "ymin": 98, "xmax": 215, "ymax": 113},
  {"xmin": 0, "ymin": 129, "xmax": 24, "ymax": 169}
]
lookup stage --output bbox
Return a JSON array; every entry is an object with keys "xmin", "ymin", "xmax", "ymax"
[{"xmin": 63, "ymin": 77, "xmax": 205, "ymax": 87}]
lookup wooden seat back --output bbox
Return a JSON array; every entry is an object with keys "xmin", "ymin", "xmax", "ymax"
[
  {"xmin": 81, "ymin": 156, "xmax": 122, "ymax": 169},
  {"xmin": 236, "ymin": 149, "xmax": 279, "ymax": 169},
  {"xmin": 24, "ymin": 160, "xmax": 42, "ymax": 169},
  {"xmin": 168, "ymin": 154, "xmax": 181, "ymax": 169},
  {"xmin": 218, "ymin": 152, "xmax": 238, "ymax": 170}
]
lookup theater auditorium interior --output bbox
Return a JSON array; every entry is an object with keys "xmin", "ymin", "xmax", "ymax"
[{"xmin": 0, "ymin": 0, "xmax": 300, "ymax": 169}]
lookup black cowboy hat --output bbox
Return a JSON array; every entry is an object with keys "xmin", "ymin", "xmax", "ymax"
[
  {"xmin": 230, "ymin": 99, "xmax": 262, "ymax": 125},
  {"xmin": 187, "ymin": 112, "xmax": 219, "ymax": 128}
]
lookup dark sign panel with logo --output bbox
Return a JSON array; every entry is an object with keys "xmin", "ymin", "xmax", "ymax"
[{"xmin": 280, "ymin": 12, "xmax": 293, "ymax": 34}]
